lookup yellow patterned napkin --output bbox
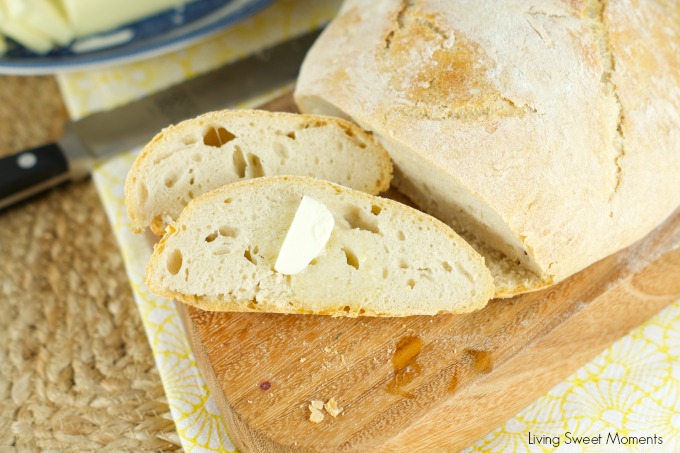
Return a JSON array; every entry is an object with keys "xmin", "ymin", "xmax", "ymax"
[{"xmin": 57, "ymin": 1, "xmax": 680, "ymax": 450}]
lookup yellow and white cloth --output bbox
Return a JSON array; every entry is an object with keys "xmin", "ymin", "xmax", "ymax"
[{"xmin": 57, "ymin": 1, "xmax": 680, "ymax": 451}]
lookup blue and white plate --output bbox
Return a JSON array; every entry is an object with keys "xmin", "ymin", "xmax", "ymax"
[{"xmin": 0, "ymin": 0, "xmax": 272, "ymax": 75}]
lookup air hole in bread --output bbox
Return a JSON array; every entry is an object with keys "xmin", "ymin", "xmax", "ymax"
[
  {"xmin": 343, "ymin": 305, "xmax": 351, "ymax": 313},
  {"xmin": 184, "ymin": 267, "xmax": 189, "ymax": 282},
  {"xmin": 233, "ymin": 146, "xmax": 246, "ymax": 178},
  {"xmin": 371, "ymin": 204, "xmax": 382, "ymax": 215},
  {"xmin": 188, "ymin": 191, "xmax": 195, "ymax": 199},
  {"xmin": 358, "ymin": 142, "xmax": 367, "ymax": 149},
  {"xmin": 138, "ymin": 183, "xmax": 148, "ymax": 205},
  {"xmin": 310, "ymin": 258, "xmax": 318, "ymax": 266},
  {"xmin": 183, "ymin": 136, "xmax": 197, "ymax": 146},
  {"xmin": 443, "ymin": 261, "xmax": 453, "ymax": 272},
  {"xmin": 247, "ymin": 153, "xmax": 265, "ymax": 177},
  {"xmin": 219, "ymin": 226, "xmax": 237, "ymax": 238},
  {"xmin": 205, "ymin": 232, "xmax": 218, "ymax": 242},
  {"xmin": 167, "ymin": 250, "xmax": 183, "ymax": 275},
  {"xmin": 397, "ymin": 230, "xmax": 406, "ymax": 241},
  {"xmin": 244, "ymin": 248, "xmax": 258, "ymax": 265},
  {"xmin": 399, "ymin": 260, "xmax": 409, "ymax": 269},
  {"xmin": 287, "ymin": 131, "xmax": 296, "ymax": 140},
  {"xmin": 456, "ymin": 263, "xmax": 473, "ymax": 281},
  {"xmin": 407, "ymin": 279, "xmax": 416, "ymax": 289},
  {"xmin": 203, "ymin": 126, "xmax": 235, "ymax": 147},
  {"xmin": 164, "ymin": 174, "xmax": 177, "ymax": 188},
  {"xmin": 189, "ymin": 177, "xmax": 195, "ymax": 185},
  {"xmin": 343, "ymin": 206, "xmax": 380, "ymax": 234},
  {"xmin": 224, "ymin": 198, "xmax": 232, "ymax": 204},
  {"xmin": 359, "ymin": 308, "xmax": 365, "ymax": 315},
  {"xmin": 192, "ymin": 153, "xmax": 202, "ymax": 162},
  {"xmin": 247, "ymin": 300, "xmax": 258, "ymax": 310},
  {"xmin": 273, "ymin": 142, "xmax": 289, "ymax": 159},
  {"xmin": 382, "ymin": 268, "xmax": 389, "ymax": 279},
  {"xmin": 342, "ymin": 248, "xmax": 360, "ymax": 270}
]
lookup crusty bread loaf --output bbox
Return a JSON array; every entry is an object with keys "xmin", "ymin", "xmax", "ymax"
[
  {"xmin": 295, "ymin": 0, "xmax": 680, "ymax": 296},
  {"xmin": 125, "ymin": 110, "xmax": 393, "ymax": 235},
  {"xmin": 145, "ymin": 176, "xmax": 494, "ymax": 317}
]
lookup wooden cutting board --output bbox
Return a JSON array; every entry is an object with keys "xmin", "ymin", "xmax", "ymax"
[{"xmin": 174, "ymin": 94, "xmax": 680, "ymax": 452}]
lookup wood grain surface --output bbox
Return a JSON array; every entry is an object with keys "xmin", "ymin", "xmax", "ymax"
[{"xmin": 176, "ymin": 95, "xmax": 680, "ymax": 453}]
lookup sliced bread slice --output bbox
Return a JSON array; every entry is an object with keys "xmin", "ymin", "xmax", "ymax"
[
  {"xmin": 125, "ymin": 110, "xmax": 393, "ymax": 235},
  {"xmin": 145, "ymin": 176, "xmax": 494, "ymax": 317}
]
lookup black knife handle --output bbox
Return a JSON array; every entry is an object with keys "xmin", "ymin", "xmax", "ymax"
[{"xmin": 0, "ymin": 143, "xmax": 70, "ymax": 210}]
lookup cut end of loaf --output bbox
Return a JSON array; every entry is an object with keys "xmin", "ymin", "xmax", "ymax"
[
  {"xmin": 145, "ymin": 176, "xmax": 494, "ymax": 317},
  {"xmin": 124, "ymin": 110, "xmax": 393, "ymax": 235}
]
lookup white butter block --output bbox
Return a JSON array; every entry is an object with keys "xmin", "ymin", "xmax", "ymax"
[
  {"xmin": 0, "ymin": 19, "xmax": 54, "ymax": 54},
  {"xmin": 3, "ymin": 0, "xmax": 26, "ymax": 18},
  {"xmin": 275, "ymin": 196, "xmax": 335, "ymax": 275},
  {"xmin": 23, "ymin": 0, "xmax": 74, "ymax": 45},
  {"xmin": 61, "ymin": 0, "xmax": 188, "ymax": 37}
]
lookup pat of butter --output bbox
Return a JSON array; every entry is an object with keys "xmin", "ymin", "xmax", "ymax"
[
  {"xmin": 0, "ymin": 19, "xmax": 54, "ymax": 55},
  {"xmin": 61, "ymin": 0, "xmax": 189, "ymax": 37},
  {"xmin": 22, "ymin": 0, "xmax": 75, "ymax": 46},
  {"xmin": 275, "ymin": 196, "xmax": 334, "ymax": 275}
]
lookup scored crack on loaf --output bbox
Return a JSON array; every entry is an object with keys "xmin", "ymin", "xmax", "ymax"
[
  {"xmin": 145, "ymin": 176, "xmax": 494, "ymax": 317},
  {"xmin": 125, "ymin": 110, "xmax": 393, "ymax": 235},
  {"xmin": 294, "ymin": 0, "xmax": 680, "ymax": 297}
]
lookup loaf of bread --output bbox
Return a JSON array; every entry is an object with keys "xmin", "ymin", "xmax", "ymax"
[
  {"xmin": 145, "ymin": 176, "xmax": 494, "ymax": 317},
  {"xmin": 125, "ymin": 110, "xmax": 393, "ymax": 235},
  {"xmin": 295, "ymin": 0, "xmax": 680, "ymax": 296}
]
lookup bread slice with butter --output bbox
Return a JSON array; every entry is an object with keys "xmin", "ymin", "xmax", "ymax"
[
  {"xmin": 125, "ymin": 110, "xmax": 393, "ymax": 235},
  {"xmin": 145, "ymin": 176, "xmax": 494, "ymax": 317}
]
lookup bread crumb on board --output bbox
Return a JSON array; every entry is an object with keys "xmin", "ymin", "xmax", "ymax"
[
  {"xmin": 308, "ymin": 398, "xmax": 343, "ymax": 423},
  {"xmin": 309, "ymin": 400, "xmax": 325, "ymax": 423},
  {"xmin": 324, "ymin": 398, "xmax": 343, "ymax": 417}
]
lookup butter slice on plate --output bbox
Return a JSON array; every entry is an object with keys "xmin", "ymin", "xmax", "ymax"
[
  {"xmin": 62, "ymin": 0, "xmax": 190, "ymax": 36},
  {"xmin": 275, "ymin": 196, "xmax": 335, "ymax": 275}
]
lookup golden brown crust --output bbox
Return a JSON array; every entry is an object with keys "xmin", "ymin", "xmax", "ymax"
[{"xmin": 295, "ymin": 0, "xmax": 680, "ymax": 293}]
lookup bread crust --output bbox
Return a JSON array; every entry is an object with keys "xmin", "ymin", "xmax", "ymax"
[{"xmin": 295, "ymin": 0, "xmax": 680, "ymax": 290}]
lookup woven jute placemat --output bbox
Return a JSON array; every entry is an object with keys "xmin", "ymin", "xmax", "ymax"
[{"xmin": 0, "ymin": 76, "xmax": 180, "ymax": 451}]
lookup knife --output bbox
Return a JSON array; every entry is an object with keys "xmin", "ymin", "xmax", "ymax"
[{"xmin": 0, "ymin": 28, "xmax": 322, "ymax": 210}]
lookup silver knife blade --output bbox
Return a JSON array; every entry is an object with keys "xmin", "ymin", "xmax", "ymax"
[
  {"xmin": 0, "ymin": 29, "xmax": 322, "ymax": 211},
  {"xmin": 69, "ymin": 28, "xmax": 322, "ymax": 163}
]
